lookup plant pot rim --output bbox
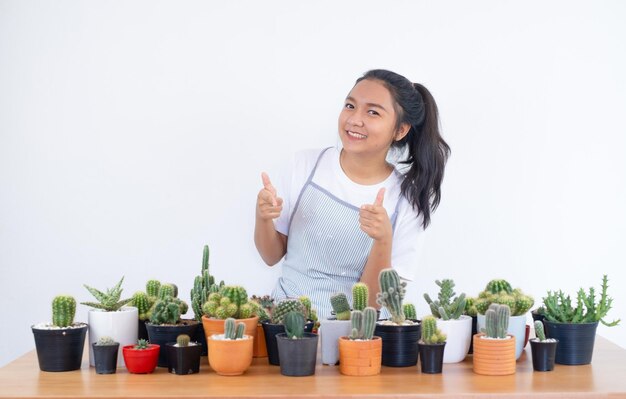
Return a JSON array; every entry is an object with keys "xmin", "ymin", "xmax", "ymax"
[
  {"xmin": 87, "ymin": 307, "xmax": 138, "ymax": 313},
  {"xmin": 418, "ymin": 341, "xmax": 446, "ymax": 346},
  {"xmin": 530, "ymin": 338, "xmax": 559, "ymax": 344},
  {"xmin": 31, "ymin": 322, "xmax": 88, "ymax": 330},
  {"xmin": 164, "ymin": 342, "xmax": 201, "ymax": 347},
  {"xmin": 208, "ymin": 335, "xmax": 253, "ymax": 341},
  {"xmin": 436, "ymin": 315, "xmax": 472, "ymax": 322},
  {"xmin": 275, "ymin": 332, "xmax": 317, "ymax": 340},
  {"xmin": 477, "ymin": 313, "xmax": 528, "ymax": 319},
  {"xmin": 201, "ymin": 315, "xmax": 259, "ymax": 322},
  {"xmin": 475, "ymin": 332, "xmax": 514, "ymax": 340},
  {"xmin": 122, "ymin": 344, "xmax": 160, "ymax": 351},
  {"xmin": 543, "ymin": 320, "xmax": 599, "ymax": 326},
  {"xmin": 92, "ymin": 342, "xmax": 120, "ymax": 347},
  {"xmin": 145, "ymin": 319, "xmax": 199, "ymax": 327},
  {"xmin": 339, "ymin": 336, "xmax": 381, "ymax": 342}
]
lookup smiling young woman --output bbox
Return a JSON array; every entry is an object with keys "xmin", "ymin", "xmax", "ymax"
[{"xmin": 255, "ymin": 69, "xmax": 450, "ymax": 318}]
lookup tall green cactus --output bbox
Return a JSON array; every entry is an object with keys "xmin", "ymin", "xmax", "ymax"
[
  {"xmin": 330, "ymin": 293, "xmax": 351, "ymax": 320},
  {"xmin": 484, "ymin": 303, "xmax": 510, "ymax": 339},
  {"xmin": 352, "ymin": 283, "xmax": 369, "ymax": 311},
  {"xmin": 423, "ymin": 279, "xmax": 466, "ymax": 320},
  {"xmin": 376, "ymin": 268, "xmax": 406, "ymax": 325},
  {"xmin": 52, "ymin": 295, "xmax": 76, "ymax": 327},
  {"xmin": 191, "ymin": 245, "xmax": 221, "ymax": 321},
  {"xmin": 421, "ymin": 315, "xmax": 447, "ymax": 344},
  {"xmin": 284, "ymin": 311, "xmax": 305, "ymax": 339}
]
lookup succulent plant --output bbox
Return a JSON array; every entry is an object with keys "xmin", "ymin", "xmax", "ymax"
[
  {"xmin": 96, "ymin": 336, "xmax": 117, "ymax": 346},
  {"xmin": 223, "ymin": 317, "xmax": 246, "ymax": 340},
  {"xmin": 158, "ymin": 283, "xmax": 177, "ymax": 300},
  {"xmin": 330, "ymin": 293, "xmax": 351, "ymax": 320},
  {"xmin": 352, "ymin": 283, "xmax": 369, "ymax": 311},
  {"xmin": 284, "ymin": 311, "xmax": 305, "ymax": 339},
  {"xmin": 534, "ymin": 320, "xmax": 546, "ymax": 341},
  {"xmin": 52, "ymin": 295, "xmax": 76, "ymax": 327},
  {"xmin": 349, "ymin": 307, "xmax": 377, "ymax": 340},
  {"xmin": 424, "ymin": 279, "xmax": 466, "ymax": 320},
  {"xmin": 543, "ymin": 275, "xmax": 620, "ymax": 326},
  {"xmin": 130, "ymin": 291, "xmax": 153, "ymax": 321},
  {"xmin": 464, "ymin": 297, "xmax": 478, "ymax": 317},
  {"xmin": 474, "ymin": 279, "xmax": 533, "ymax": 316},
  {"xmin": 483, "ymin": 303, "xmax": 510, "ymax": 339},
  {"xmin": 403, "ymin": 303, "xmax": 417, "ymax": 320},
  {"xmin": 420, "ymin": 315, "xmax": 446, "ymax": 344},
  {"xmin": 298, "ymin": 296, "xmax": 318, "ymax": 322},
  {"xmin": 376, "ymin": 268, "xmax": 406, "ymax": 325},
  {"xmin": 146, "ymin": 280, "xmax": 161, "ymax": 298},
  {"xmin": 190, "ymin": 245, "xmax": 222, "ymax": 321},
  {"xmin": 81, "ymin": 276, "xmax": 132, "ymax": 312},
  {"xmin": 149, "ymin": 296, "xmax": 181, "ymax": 325},
  {"xmin": 270, "ymin": 299, "xmax": 306, "ymax": 324},
  {"xmin": 250, "ymin": 295, "xmax": 275, "ymax": 322},
  {"xmin": 201, "ymin": 286, "xmax": 257, "ymax": 320},
  {"xmin": 134, "ymin": 339, "xmax": 150, "ymax": 350}
]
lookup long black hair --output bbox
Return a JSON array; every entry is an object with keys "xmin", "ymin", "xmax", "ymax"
[{"xmin": 356, "ymin": 69, "xmax": 450, "ymax": 229}]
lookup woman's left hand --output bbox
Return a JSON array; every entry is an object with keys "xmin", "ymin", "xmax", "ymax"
[{"xmin": 359, "ymin": 188, "xmax": 392, "ymax": 242}]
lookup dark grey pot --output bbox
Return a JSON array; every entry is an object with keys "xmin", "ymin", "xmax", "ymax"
[
  {"xmin": 530, "ymin": 339, "xmax": 558, "ymax": 371},
  {"xmin": 544, "ymin": 321, "xmax": 597, "ymax": 365},
  {"xmin": 374, "ymin": 320, "xmax": 421, "ymax": 367},
  {"xmin": 166, "ymin": 343, "xmax": 202, "ymax": 375},
  {"xmin": 92, "ymin": 342, "xmax": 119, "ymax": 374},
  {"xmin": 32, "ymin": 324, "xmax": 88, "ymax": 372},
  {"xmin": 276, "ymin": 332, "xmax": 318, "ymax": 376}
]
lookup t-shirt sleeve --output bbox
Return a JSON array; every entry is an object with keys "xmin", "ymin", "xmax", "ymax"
[{"xmin": 390, "ymin": 199, "xmax": 424, "ymax": 282}]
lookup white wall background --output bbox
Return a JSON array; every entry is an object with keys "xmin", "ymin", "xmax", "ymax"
[{"xmin": 1, "ymin": 0, "xmax": 625, "ymax": 367}]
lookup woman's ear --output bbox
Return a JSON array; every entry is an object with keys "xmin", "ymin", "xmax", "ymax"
[{"xmin": 395, "ymin": 123, "xmax": 411, "ymax": 142}]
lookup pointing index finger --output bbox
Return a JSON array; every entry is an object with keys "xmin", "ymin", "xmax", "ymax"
[
  {"xmin": 374, "ymin": 187, "xmax": 385, "ymax": 207},
  {"xmin": 261, "ymin": 172, "xmax": 277, "ymax": 206}
]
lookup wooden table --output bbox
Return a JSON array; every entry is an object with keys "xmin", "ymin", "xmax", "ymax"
[{"xmin": 2, "ymin": 336, "xmax": 626, "ymax": 398}]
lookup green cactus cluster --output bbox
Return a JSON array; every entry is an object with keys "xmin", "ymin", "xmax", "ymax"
[
  {"xmin": 420, "ymin": 315, "xmax": 447, "ymax": 344},
  {"xmin": 284, "ymin": 311, "xmax": 305, "ymax": 339},
  {"xmin": 81, "ymin": 276, "xmax": 132, "ymax": 312},
  {"xmin": 349, "ymin": 307, "xmax": 377, "ymax": 340},
  {"xmin": 473, "ymin": 279, "xmax": 533, "ymax": 316},
  {"xmin": 134, "ymin": 339, "xmax": 150, "ymax": 350},
  {"xmin": 52, "ymin": 295, "xmax": 76, "ymax": 327},
  {"xmin": 424, "ymin": 279, "xmax": 466, "ymax": 320},
  {"xmin": 376, "ymin": 269, "xmax": 407, "ymax": 325},
  {"xmin": 223, "ymin": 317, "xmax": 246, "ymax": 339},
  {"xmin": 403, "ymin": 303, "xmax": 417, "ymax": 320},
  {"xmin": 191, "ymin": 245, "xmax": 223, "ymax": 321},
  {"xmin": 543, "ymin": 275, "xmax": 620, "ymax": 326},
  {"xmin": 150, "ymin": 295, "xmax": 182, "ymax": 325},
  {"xmin": 330, "ymin": 292, "xmax": 351, "ymax": 320},
  {"xmin": 95, "ymin": 336, "xmax": 117, "ymax": 346},
  {"xmin": 270, "ymin": 299, "xmax": 307, "ymax": 324},
  {"xmin": 483, "ymin": 303, "xmax": 510, "ymax": 339},
  {"xmin": 201, "ymin": 286, "xmax": 256, "ymax": 320},
  {"xmin": 352, "ymin": 283, "xmax": 369, "ymax": 311}
]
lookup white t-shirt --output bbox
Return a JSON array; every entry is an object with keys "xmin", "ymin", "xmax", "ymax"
[{"xmin": 273, "ymin": 147, "xmax": 423, "ymax": 282}]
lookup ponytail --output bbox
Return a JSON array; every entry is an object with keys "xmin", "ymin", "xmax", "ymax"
[{"xmin": 357, "ymin": 70, "xmax": 450, "ymax": 229}]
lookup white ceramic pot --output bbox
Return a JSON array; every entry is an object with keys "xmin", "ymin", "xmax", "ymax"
[
  {"xmin": 88, "ymin": 307, "xmax": 138, "ymax": 367},
  {"xmin": 319, "ymin": 319, "xmax": 351, "ymax": 365},
  {"xmin": 477, "ymin": 313, "xmax": 527, "ymax": 360},
  {"xmin": 437, "ymin": 315, "xmax": 472, "ymax": 363}
]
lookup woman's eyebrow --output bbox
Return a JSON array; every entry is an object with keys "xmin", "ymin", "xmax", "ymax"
[{"xmin": 345, "ymin": 96, "xmax": 388, "ymax": 112}]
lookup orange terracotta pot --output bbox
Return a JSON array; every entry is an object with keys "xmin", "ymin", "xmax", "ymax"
[
  {"xmin": 472, "ymin": 333, "xmax": 516, "ymax": 376},
  {"xmin": 253, "ymin": 324, "xmax": 267, "ymax": 358},
  {"xmin": 201, "ymin": 315, "xmax": 259, "ymax": 342},
  {"xmin": 338, "ymin": 336, "xmax": 382, "ymax": 376},
  {"xmin": 207, "ymin": 335, "xmax": 253, "ymax": 376}
]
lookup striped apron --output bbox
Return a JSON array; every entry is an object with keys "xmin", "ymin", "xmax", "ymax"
[{"xmin": 272, "ymin": 148, "xmax": 401, "ymax": 319}]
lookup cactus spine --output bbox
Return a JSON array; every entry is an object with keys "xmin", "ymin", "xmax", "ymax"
[
  {"xmin": 376, "ymin": 269, "xmax": 406, "ymax": 325},
  {"xmin": 534, "ymin": 320, "xmax": 546, "ymax": 341},
  {"xmin": 52, "ymin": 295, "xmax": 76, "ymax": 327},
  {"xmin": 484, "ymin": 303, "xmax": 510, "ymax": 339},
  {"xmin": 352, "ymin": 283, "xmax": 369, "ymax": 311},
  {"xmin": 284, "ymin": 311, "xmax": 305, "ymax": 339},
  {"xmin": 403, "ymin": 303, "xmax": 417, "ymax": 320},
  {"xmin": 421, "ymin": 315, "xmax": 446, "ymax": 344},
  {"xmin": 330, "ymin": 293, "xmax": 351, "ymax": 320},
  {"xmin": 177, "ymin": 334, "xmax": 190, "ymax": 347}
]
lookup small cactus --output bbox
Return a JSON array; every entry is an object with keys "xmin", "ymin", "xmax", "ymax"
[
  {"xmin": 149, "ymin": 296, "xmax": 181, "ymax": 325},
  {"xmin": 223, "ymin": 318, "xmax": 246, "ymax": 340},
  {"xmin": 134, "ymin": 339, "xmax": 150, "ymax": 350},
  {"xmin": 484, "ymin": 303, "xmax": 510, "ymax": 339},
  {"xmin": 376, "ymin": 269, "xmax": 406, "ymax": 325},
  {"xmin": 420, "ymin": 316, "xmax": 446, "ymax": 344},
  {"xmin": 146, "ymin": 280, "xmax": 161, "ymax": 298},
  {"xmin": 352, "ymin": 283, "xmax": 369, "ymax": 311},
  {"xmin": 403, "ymin": 303, "xmax": 417, "ymax": 320},
  {"xmin": 271, "ymin": 299, "xmax": 306, "ymax": 324},
  {"xmin": 349, "ymin": 307, "xmax": 377, "ymax": 340},
  {"xmin": 330, "ymin": 292, "xmax": 351, "ymax": 320},
  {"xmin": 52, "ymin": 295, "xmax": 76, "ymax": 327},
  {"xmin": 158, "ymin": 283, "xmax": 176, "ymax": 300},
  {"xmin": 284, "ymin": 311, "xmax": 305, "ymax": 339},
  {"xmin": 176, "ymin": 334, "xmax": 190, "ymax": 347},
  {"xmin": 130, "ymin": 291, "xmax": 153, "ymax": 321},
  {"xmin": 423, "ymin": 279, "xmax": 466, "ymax": 320},
  {"xmin": 534, "ymin": 320, "xmax": 546, "ymax": 341},
  {"xmin": 96, "ymin": 336, "xmax": 117, "ymax": 346}
]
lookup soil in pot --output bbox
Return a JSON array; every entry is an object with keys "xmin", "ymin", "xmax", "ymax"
[
  {"xmin": 530, "ymin": 339, "xmax": 558, "ymax": 371},
  {"xmin": 418, "ymin": 342, "xmax": 446, "ymax": 374},
  {"xmin": 93, "ymin": 343, "xmax": 119, "ymax": 374},
  {"xmin": 32, "ymin": 323, "xmax": 88, "ymax": 372}
]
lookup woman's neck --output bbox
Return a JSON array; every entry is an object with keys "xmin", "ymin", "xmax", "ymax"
[{"xmin": 339, "ymin": 149, "xmax": 393, "ymax": 185}]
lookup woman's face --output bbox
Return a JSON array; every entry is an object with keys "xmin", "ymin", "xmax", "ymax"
[{"xmin": 338, "ymin": 79, "xmax": 408, "ymax": 160}]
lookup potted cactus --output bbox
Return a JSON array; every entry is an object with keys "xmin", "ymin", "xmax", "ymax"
[
  {"xmin": 474, "ymin": 279, "xmax": 534, "ymax": 360},
  {"xmin": 250, "ymin": 294, "xmax": 274, "ymax": 358},
  {"xmin": 338, "ymin": 307, "xmax": 382, "ymax": 376},
  {"xmin": 261, "ymin": 297, "xmax": 312, "ymax": 366},
  {"xmin": 418, "ymin": 316, "xmax": 447, "ymax": 374},
  {"xmin": 207, "ymin": 318, "xmax": 253, "ymax": 376},
  {"xmin": 374, "ymin": 268, "xmax": 421, "ymax": 367},
  {"xmin": 145, "ymin": 283, "xmax": 198, "ymax": 367},
  {"xmin": 130, "ymin": 279, "xmax": 161, "ymax": 340},
  {"xmin": 92, "ymin": 336, "xmax": 119, "ymax": 374},
  {"xmin": 165, "ymin": 334, "xmax": 202, "ymax": 375},
  {"xmin": 320, "ymin": 291, "xmax": 353, "ymax": 365},
  {"xmin": 81, "ymin": 276, "xmax": 137, "ymax": 368},
  {"xmin": 529, "ymin": 320, "xmax": 558, "ymax": 371},
  {"xmin": 32, "ymin": 295, "xmax": 88, "ymax": 372},
  {"xmin": 463, "ymin": 297, "xmax": 478, "ymax": 354},
  {"xmin": 190, "ymin": 245, "xmax": 223, "ymax": 356},
  {"xmin": 201, "ymin": 285, "xmax": 259, "ymax": 353},
  {"xmin": 424, "ymin": 279, "xmax": 471, "ymax": 363},
  {"xmin": 473, "ymin": 304, "xmax": 516, "ymax": 376},
  {"xmin": 122, "ymin": 339, "xmax": 160, "ymax": 374},
  {"xmin": 276, "ymin": 311, "xmax": 319, "ymax": 376},
  {"xmin": 542, "ymin": 275, "xmax": 620, "ymax": 365}
]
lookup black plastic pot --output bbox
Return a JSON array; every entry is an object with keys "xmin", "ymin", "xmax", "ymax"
[
  {"xmin": 32, "ymin": 324, "xmax": 88, "ymax": 372},
  {"xmin": 166, "ymin": 343, "xmax": 202, "ymax": 375},
  {"xmin": 192, "ymin": 323, "xmax": 208, "ymax": 356},
  {"xmin": 145, "ymin": 321, "xmax": 199, "ymax": 367},
  {"xmin": 544, "ymin": 321, "xmax": 598, "ymax": 365},
  {"xmin": 374, "ymin": 320, "xmax": 420, "ymax": 367},
  {"xmin": 92, "ymin": 343, "xmax": 119, "ymax": 374},
  {"xmin": 467, "ymin": 316, "xmax": 478, "ymax": 354},
  {"xmin": 276, "ymin": 332, "xmax": 318, "ymax": 376},
  {"xmin": 418, "ymin": 342, "xmax": 446, "ymax": 374},
  {"xmin": 530, "ymin": 339, "xmax": 558, "ymax": 371},
  {"xmin": 262, "ymin": 321, "xmax": 315, "ymax": 366},
  {"xmin": 138, "ymin": 319, "xmax": 149, "ymax": 340}
]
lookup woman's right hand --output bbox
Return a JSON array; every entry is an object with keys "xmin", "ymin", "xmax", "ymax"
[{"xmin": 256, "ymin": 172, "xmax": 283, "ymax": 220}]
